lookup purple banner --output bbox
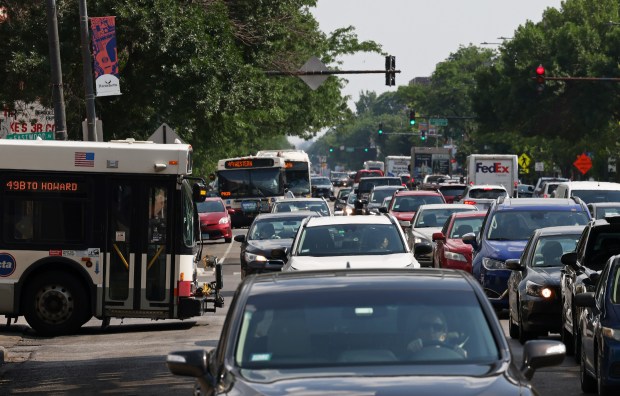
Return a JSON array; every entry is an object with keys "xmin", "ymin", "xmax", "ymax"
[{"xmin": 90, "ymin": 16, "xmax": 121, "ymax": 97}]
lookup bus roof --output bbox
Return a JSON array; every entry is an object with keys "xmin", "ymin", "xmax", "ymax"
[
  {"xmin": 255, "ymin": 150, "xmax": 310, "ymax": 162},
  {"xmin": 0, "ymin": 138, "xmax": 193, "ymax": 175}
]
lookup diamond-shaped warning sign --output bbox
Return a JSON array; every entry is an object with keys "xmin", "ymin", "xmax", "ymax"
[{"xmin": 573, "ymin": 153, "xmax": 592, "ymax": 175}]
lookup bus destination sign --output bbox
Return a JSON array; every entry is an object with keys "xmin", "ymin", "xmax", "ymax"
[
  {"xmin": 224, "ymin": 158, "xmax": 274, "ymax": 169},
  {"xmin": 5, "ymin": 180, "xmax": 83, "ymax": 193}
]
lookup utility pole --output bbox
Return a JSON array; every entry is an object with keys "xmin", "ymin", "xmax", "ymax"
[
  {"xmin": 45, "ymin": 0, "xmax": 67, "ymax": 140},
  {"xmin": 79, "ymin": 0, "xmax": 97, "ymax": 141}
]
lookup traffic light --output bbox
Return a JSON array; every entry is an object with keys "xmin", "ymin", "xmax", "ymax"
[
  {"xmin": 329, "ymin": 147, "xmax": 334, "ymax": 153},
  {"xmin": 420, "ymin": 130, "xmax": 427, "ymax": 141},
  {"xmin": 536, "ymin": 64, "xmax": 545, "ymax": 93},
  {"xmin": 378, "ymin": 123, "xmax": 383, "ymax": 135},
  {"xmin": 409, "ymin": 110, "xmax": 416, "ymax": 126},
  {"xmin": 364, "ymin": 148, "xmax": 369, "ymax": 152},
  {"xmin": 385, "ymin": 55, "xmax": 396, "ymax": 86}
]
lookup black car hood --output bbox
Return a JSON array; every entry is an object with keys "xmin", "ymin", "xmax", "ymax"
[
  {"xmin": 529, "ymin": 266, "xmax": 562, "ymax": 284},
  {"xmin": 247, "ymin": 239, "xmax": 293, "ymax": 255},
  {"xmin": 234, "ymin": 366, "xmax": 525, "ymax": 395}
]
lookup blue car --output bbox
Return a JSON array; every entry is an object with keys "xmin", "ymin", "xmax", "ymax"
[
  {"xmin": 576, "ymin": 254, "xmax": 620, "ymax": 395},
  {"xmin": 464, "ymin": 197, "xmax": 590, "ymax": 310}
]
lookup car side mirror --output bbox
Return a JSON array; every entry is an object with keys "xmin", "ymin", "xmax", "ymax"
[
  {"xmin": 505, "ymin": 258, "xmax": 523, "ymax": 271},
  {"xmin": 414, "ymin": 242, "xmax": 433, "ymax": 255},
  {"xmin": 560, "ymin": 251, "xmax": 578, "ymax": 268},
  {"xmin": 432, "ymin": 232, "xmax": 445, "ymax": 242},
  {"xmin": 234, "ymin": 234, "xmax": 246, "ymax": 243},
  {"xmin": 520, "ymin": 340, "xmax": 566, "ymax": 380},
  {"xmin": 271, "ymin": 248, "xmax": 287, "ymax": 260},
  {"xmin": 574, "ymin": 292, "xmax": 596, "ymax": 308},
  {"xmin": 378, "ymin": 207, "xmax": 388, "ymax": 214}
]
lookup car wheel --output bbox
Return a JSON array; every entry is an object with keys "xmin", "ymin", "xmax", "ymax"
[
  {"xmin": 508, "ymin": 306, "xmax": 519, "ymax": 339},
  {"xmin": 225, "ymin": 237, "xmax": 232, "ymax": 243},
  {"xmin": 518, "ymin": 300, "xmax": 533, "ymax": 345},
  {"xmin": 580, "ymin": 345, "xmax": 597, "ymax": 393},
  {"xmin": 573, "ymin": 312, "xmax": 581, "ymax": 364},
  {"xmin": 23, "ymin": 271, "xmax": 91, "ymax": 336},
  {"xmin": 597, "ymin": 350, "xmax": 612, "ymax": 396}
]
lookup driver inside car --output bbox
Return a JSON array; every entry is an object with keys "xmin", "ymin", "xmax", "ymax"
[{"xmin": 407, "ymin": 308, "xmax": 467, "ymax": 358}]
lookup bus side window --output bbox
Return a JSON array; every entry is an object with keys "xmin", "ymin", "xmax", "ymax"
[{"xmin": 14, "ymin": 201, "xmax": 34, "ymax": 240}]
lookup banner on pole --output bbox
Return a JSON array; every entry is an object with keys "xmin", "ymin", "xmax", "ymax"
[{"xmin": 90, "ymin": 16, "xmax": 121, "ymax": 97}]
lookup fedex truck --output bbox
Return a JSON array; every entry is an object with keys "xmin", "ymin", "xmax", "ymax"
[{"xmin": 465, "ymin": 154, "xmax": 519, "ymax": 197}]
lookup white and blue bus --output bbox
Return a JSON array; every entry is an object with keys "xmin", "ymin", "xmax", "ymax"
[
  {"xmin": 256, "ymin": 150, "xmax": 312, "ymax": 197},
  {"xmin": 0, "ymin": 139, "xmax": 223, "ymax": 336},
  {"xmin": 217, "ymin": 156, "xmax": 287, "ymax": 227}
]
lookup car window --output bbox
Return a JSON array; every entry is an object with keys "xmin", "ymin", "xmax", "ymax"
[
  {"xmin": 249, "ymin": 218, "xmax": 305, "ymax": 240},
  {"xmin": 392, "ymin": 195, "xmax": 444, "ymax": 212},
  {"xmin": 487, "ymin": 210, "xmax": 590, "ymax": 241},
  {"xmin": 196, "ymin": 200, "xmax": 225, "ymax": 213},
  {"xmin": 597, "ymin": 207, "xmax": 620, "ymax": 220},
  {"xmin": 274, "ymin": 201, "xmax": 329, "ymax": 216},
  {"xmin": 296, "ymin": 224, "xmax": 405, "ymax": 256},
  {"xmin": 449, "ymin": 217, "xmax": 484, "ymax": 238},
  {"xmin": 414, "ymin": 208, "xmax": 476, "ymax": 228},
  {"xmin": 468, "ymin": 189, "xmax": 507, "ymax": 199},
  {"xmin": 235, "ymin": 289, "xmax": 499, "ymax": 368},
  {"xmin": 531, "ymin": 235, "xmax": 580, "ymax": 267},
  {"xmin": 572, "ymin": 190, "xmax": 620, "ymax": 204},
  {"xmin": 370, "ymin": 188, "xmax": 400, "ymax": 203}
]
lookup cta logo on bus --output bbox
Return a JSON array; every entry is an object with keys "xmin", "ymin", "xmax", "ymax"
[{"xmin": 0, "ymin": 253, "xmax": 16, "ymax": 277}]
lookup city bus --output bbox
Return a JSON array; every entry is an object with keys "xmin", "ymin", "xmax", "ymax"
[
  {"xmin": 256, "ymin": 150, "xmax": 312, "ymax": 197},
  {"xmin": 0, "ymin": 139, "xmax": 223, "ymax": 336},
  {"xmin": 217, "ymin": 155, "xmax": 286, "ymax": 227}
]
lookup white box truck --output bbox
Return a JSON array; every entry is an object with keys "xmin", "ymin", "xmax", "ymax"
[
  {"xmin": 385, "ymin": 156, "xmax": 411, "ymax": 176},
  {"xmin": 465, "ymin": 154, "xmax": 519, "ymax": 197}
]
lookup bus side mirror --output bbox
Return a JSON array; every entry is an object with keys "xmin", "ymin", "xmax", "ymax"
[{"xmin": 193, "ymin": 182, "xmax": 207, "ymax": 202}]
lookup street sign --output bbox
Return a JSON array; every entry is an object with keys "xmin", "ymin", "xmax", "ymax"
[
  {"xmin": 573, "ymin": 153, "xmax": 592, "ymax": 175},
  {"xmin": 535, "ymin": 162, "xmax": 544, "ymax": 172},
  {"xmin": 429, "ymin": 118, "xmax": 448, "ymax": 126},
  {"xmin": 518, "ymin": 153, "xmax": 531, "ymax": 169},
  {"xmin": 149, "ymin": 123, "xmax": 184, "ymax": 144},
  {"xmin": 298, "ymin": 56, "xmax": 329, "ymax": 90},
  {"xmin": 6, "ymin": 132, "xmax": 54, "ymax": 140},
  {"xmin": 345, "ymin": 147, "xmax": 354, "ymax": 153}
]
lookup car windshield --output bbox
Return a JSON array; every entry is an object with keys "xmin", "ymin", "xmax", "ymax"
[
  {"xmin": 414, "ymin": 208, "xmax": 476, "ymax": 228},
  {"xmin": 274, "ymin": 201, "xmax": 329, "ymax": 216},
  {"xmin": 338, "ymin": 189, "xmax": 352, "ymax": 199},
  {"xmin": 468, "ymin": 188, "xmax": 507, "ymax": 199},
  {"xmin": 487, "ymin": 210, "xmax": 590, "ymax": 241},
  {"xmin": 391, "ymin": 195, "xmax": 444, "ymax": 212},
  {"xmin": 595, "ymin": 206, "xmax": 620, "ymax": 219},
  {"xmin": 370, "ymin": 188, "xmax": 400, "ymax": 204},
  {"xmin": 532, "ymin": 235, "xmax": 580, "ymax": 267},
  {"xmin": 296, "ymin": 224, "xmax": 405, "ymax": 256},
  {"xmin": 196, "ymin": 200, "xmax": 225, "ymax": 213},
  {"xmin": 312, "ymin": 177, "xmax": 331, "ymax": 186},
  {"xmin": 572, "ymin": 190, "xmax": 620, "ymax": 204},
  {"xmin": 248, "ymin": 218, "xmax": 306, "ymax": 240},
  {"xmin": 449, "ymin": 217, "xmax": 485, "ymax": 238},
  {"xmin": 235, "ymin": 286, "xmax": 499, "ymax": 369},
  {"xmin": 347, "ymin": 193, "xmax": 357, "ymax": 204}
]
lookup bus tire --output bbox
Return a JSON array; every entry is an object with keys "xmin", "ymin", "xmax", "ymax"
[{"xmin": 23, "ymin": 272, "xmax": 91, "ymax": 336}]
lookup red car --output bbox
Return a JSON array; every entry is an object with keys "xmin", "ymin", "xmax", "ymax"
[
  {"xmin": 432, "ymin": 211, "xmax": 486, "ymax": 272},
  {"xmin": 381, "ymin": 190, "xmax": 445, "ymax": 229},
  {"xmin": 197, "ymin": 197, "xmax": 233, "ymax": 243}
]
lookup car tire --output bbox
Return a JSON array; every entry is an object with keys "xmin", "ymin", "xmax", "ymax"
[
  {"xmin": 518, "ymin": 301, "xmax": 533, "ymax": 345},
  {"xmin": 561, "ymin": 303, "xmax": 575, "ymax": 355},
  {"xmin": 225, "ymin": 237, "xmax": 232, "ymax": 243},
  {"xmin": 508, "ymin": 307, "xmax": 519, "ymax": 339},
  {"xmin": 580, "ymin": 346, "xmax": 597, "ymax": 393},
  {"xmin": 23, "ymin": 271, "xmax": 90, "ymax": 336}
]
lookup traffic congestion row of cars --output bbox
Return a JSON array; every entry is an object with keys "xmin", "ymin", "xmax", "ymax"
[{"xmin": 181, "ymin": 173, "xmax": 620, "ymax": 395}]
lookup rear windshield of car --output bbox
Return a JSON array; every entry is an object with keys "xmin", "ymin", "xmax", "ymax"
[
  {"xmin": 487, "ymin": 210, "xmax": 590, "ymax": 241},
  {"xmin": 414, "ymin": 208, "xmax": 477, "ymax": 228},
  {"xmin": 296, "ymin": 224, "xmax": 405, "ymax": 256},
  {"xmin": 468, "ymin": 189, "xmax": 507, "ymax": 199},
  {"xmin": 391, "ymin": 195, "xmax": 444, "ymax": 212},
  {"xmin": 439, "ymin": 186, "xmax": 466, "ymax": 196},
  {"xmin": 359, "ymin": 179, "xmax": 401, "ymax": 193},
  {"xmin": 249, "ymin": 218, "xmax": 307, "ymax": 240},
  {"xmin": 572, "ymin": 190, "xmax": 620, "ymax": 204},
  {"xmin": 197, "ymin": 200, "xmax": 225, "ymax": 213},
  {"xmin": 236, "ymin": 288, "xmax": 500, "ymax": 369},
  {"xmin": 273, "ymin": 201, "xmax": 329, "ymax": 216}
]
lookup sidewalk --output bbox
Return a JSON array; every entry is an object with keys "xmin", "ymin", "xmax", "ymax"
[{"xmin": 0, "ymin": 333, "xmax": 24, "ymax": 365}]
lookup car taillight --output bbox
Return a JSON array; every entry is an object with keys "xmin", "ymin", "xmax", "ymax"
[{"xmin": 464, "ymin": 200, "xmax": 476, "ymax": 205}]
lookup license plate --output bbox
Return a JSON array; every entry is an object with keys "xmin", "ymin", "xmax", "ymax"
[
  {"xmin": 241, "ymin": 201, "xmax": 258, "ymax": 212},
  {"xmin": 202, "ymin": 233, "xmax": 210, "ymax": 239}
]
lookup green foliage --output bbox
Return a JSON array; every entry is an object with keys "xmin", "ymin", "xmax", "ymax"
[{"xmin": 0, "ymin": 0, "xmax": 382, "ymax": 177}]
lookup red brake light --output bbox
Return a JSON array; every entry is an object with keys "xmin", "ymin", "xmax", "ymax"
[{"xmin": 464, "ymin": 200, "xmax": 476, "ymax": 205}]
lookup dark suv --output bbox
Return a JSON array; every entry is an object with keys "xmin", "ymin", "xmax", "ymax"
[
  {"xmin": 465, "ymin": 197, "xmax": 591, "ymax": 311},
  {"xmin": 560, "ymin": 216, "xmax": 620, "ymax": 361}
]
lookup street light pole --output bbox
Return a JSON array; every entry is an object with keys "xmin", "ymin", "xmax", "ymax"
[
  {"xmin": 79, "ymin": 0, "xmax": 98, "ymax": 141},
  {"xmin": 45, "ymin": 0, "xmax": 67, "ymax": 140}
]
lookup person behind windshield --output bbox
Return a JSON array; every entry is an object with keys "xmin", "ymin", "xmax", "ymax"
[{"xmin": 407, "ymin": 308, "xmax": 466, "ymax": 358}]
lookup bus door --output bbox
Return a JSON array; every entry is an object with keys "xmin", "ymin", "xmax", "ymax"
[{"xmin": 104, "ymin": 178, "xmax": 173, "ymax": 316}]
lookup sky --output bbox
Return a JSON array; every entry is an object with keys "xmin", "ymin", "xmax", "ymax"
[
  {"xmin": 310, "ymin": 0, "xmax": 564, "ymax": 107},
  {"xmin": 292, "ymin": 0, "xmax": 565, "ymax": 148}
]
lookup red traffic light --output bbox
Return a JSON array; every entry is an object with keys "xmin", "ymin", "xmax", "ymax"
[{"xmin": 536, "ymin": 65, "xmax": 545, "ymax": 76}]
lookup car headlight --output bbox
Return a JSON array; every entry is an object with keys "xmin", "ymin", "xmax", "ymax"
[
  {"xmin": 482, "ymin": 257, "xmax": 506, "ymax": 270},
  {"xmin": 245, "ymin": 252, "xmax": 267, "ymax": 262},
  {"xmin": 525, "ymin": 280, "xmax": 553, "ymax": 298},
  {"xmin": 602, "ymin": 326, "xmax": 620, "ymax": 341},
  {"xmin": 444, "ymin": 251, "xmax": 467, "ymax": 262},
  {"xmin": 219, "ymin": 217, "xmax": 229, "ymax": 224}
]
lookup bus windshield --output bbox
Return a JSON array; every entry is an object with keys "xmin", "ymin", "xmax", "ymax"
[
  {"xmin": 218, "ymin": 168, "xmax": 284, "ymax": 198},
  {"xmin": 285, "ymin": 168, "xmax": 310, "ymax": 196}
]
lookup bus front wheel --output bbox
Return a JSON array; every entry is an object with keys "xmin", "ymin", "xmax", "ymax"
[{"xmin": 23, "ymin": 272, "xmax": 90, "ymax": 336}]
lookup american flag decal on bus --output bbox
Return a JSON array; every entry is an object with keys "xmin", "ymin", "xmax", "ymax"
[{"xmin": 74, "ymin": 152, "xmax": 95, "ymax": 167}]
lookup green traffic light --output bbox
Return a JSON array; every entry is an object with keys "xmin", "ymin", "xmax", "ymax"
[
  {"xmin": 329, "ymin": 147, "xmax": 334, "ymax": 152},
  {"xmin": 364, "ymin": 148, "xmax": 369, "ymax": 152},
  {"xmin": 378, "ymin": 123, "xmax": 383, "ymax": 134}
]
